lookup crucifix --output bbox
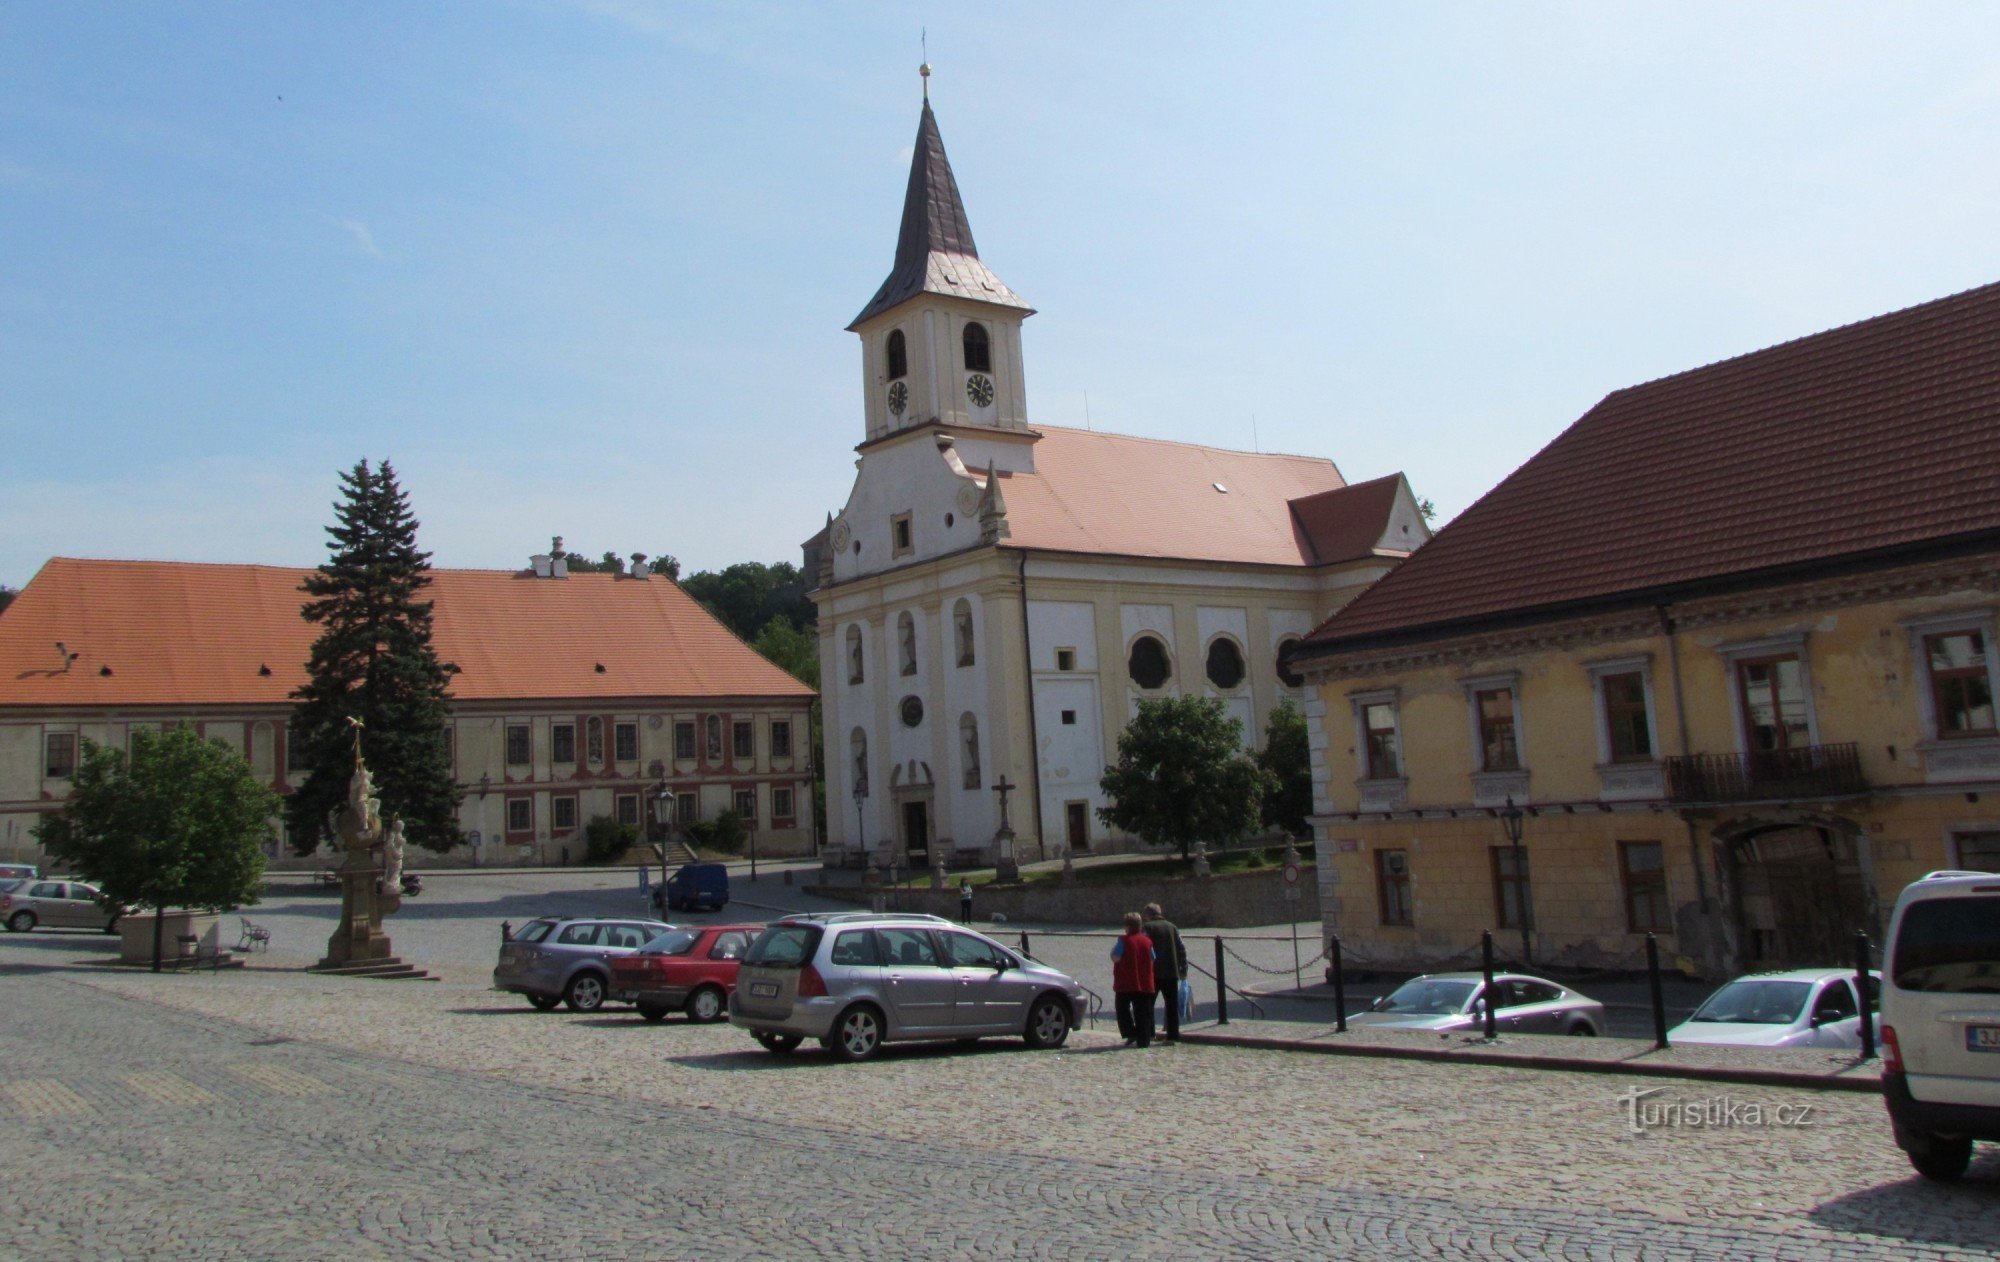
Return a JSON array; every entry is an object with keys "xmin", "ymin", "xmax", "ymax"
[
  {"xmin": 991, "ymin": 775, "xmax": 1017, "ymax": 832},
  {"xmin": 991, "ymin": 775, "xmax": 1020, "ymax": 883}
]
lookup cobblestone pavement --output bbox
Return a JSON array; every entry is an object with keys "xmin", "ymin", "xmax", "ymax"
[{"xmin": 3, "ymin": 938, "xmax": 1997, "ymax": 1260}]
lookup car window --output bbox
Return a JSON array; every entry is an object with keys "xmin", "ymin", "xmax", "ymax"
[
  {"xmin": 827, "ymin": 930, "xmax": 881, "ymax": 967},
  {"xmin": 555, "ymin": 923, "xmax": 603, "ymax": 946},
  {"xmin": 642, "ymin": 930, "xmax": 700, "ymax": 956},
  {"xmin": 1813, "ymin": 979, "xmax": 1858, "ymax": 1023},
  {"xmin": 1690, "ymin": 979, "xmax": 1811, "ymax": 1025},
  {"xmin": 745, "ymin": 925, "xmax": 822, "ymax": 968},
  {"xmin": 709, "ymin": 931, "xmax": 750, "ymax": 961},
  {"xmin": 604, "ymin": 926, "xmax": 650, "ymax": 950},
  {"xmin": 0, "ymin": 880, "xmax": 22, "ymax": 894},
  {"xmin": 1893, "ymin": 896, "xmax": 2000, "ymax": 993},
  {"xmin": 70, "ymin": 885, "xmax": 100, "ymax": 901},
  {"xmin": 1512, "ymin": 981, "xmax": 1562, "ymax": 1006},
  {"xmin": 515, "ymin": 920, "xmax": 556, "ymax": 944},
  {"xmin": 877, "ymin": 928, "xmax": 941, "ymax": 968},
  {"xmin": 30, "ymin": 883, "xmax": 62, "ymax": 899},
  {"xmin": 1373, "ymin": 978, "xmax": 1478, "ymax": 1015},
  {"xmin": 940, "ymin": 932, "xmax": 1007, "ymax": 968}
]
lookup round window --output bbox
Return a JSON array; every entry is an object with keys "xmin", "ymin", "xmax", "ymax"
[
  {"xmin": 1127, "ymin": 636, "xmax": 1171, "ymax": 690},
  {"xmin": 1205, "ymin": 638, "xmax": 1246, "ymax": 690},
  {"xmin": 899, "ymin": 695, "xmax": 925, "ymax": 727}
]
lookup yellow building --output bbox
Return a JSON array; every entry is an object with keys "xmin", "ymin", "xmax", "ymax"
[{"xmin": 1292, "ymin": 283, "xmax": 2000, "ymax": 978}]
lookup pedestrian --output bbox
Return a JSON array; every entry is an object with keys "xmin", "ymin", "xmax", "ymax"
[
  {"xmin": 1143, "ymin": 901, "xmax": 1189, "ymax": 1042},
  {"xmin": 959, "ymin": 879, "xmax": 973, "ymax": 924},
  {"xmin": 1112, "ymin": 911, "xmax": 1158, "ymax": 1048}
]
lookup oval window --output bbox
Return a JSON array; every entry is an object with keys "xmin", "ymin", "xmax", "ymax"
[
  {"xmin": 1276, "ymin": 638, "xmax": 1305, "ymax": 688},
  {"xmin": 1127, "ymin": 636, "xmax": 1171, "ymax": 690},
  {"xmin": 1205, "ymin": 639, "xmax": 1246, "ymax": 690}
]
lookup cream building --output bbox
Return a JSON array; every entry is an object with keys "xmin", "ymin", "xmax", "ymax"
[{"xmin": 811, "ymin": 96, "xmax": 1429, "ymax": 869}]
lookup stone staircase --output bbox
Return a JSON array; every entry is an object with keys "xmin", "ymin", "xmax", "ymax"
[
  {"xmin": 655, "ymin": 838, "xmax": 699, "ymax": 867},
  {"xmin": 308, "ymin": 956, "xmax": 437, "ymax": 982}
]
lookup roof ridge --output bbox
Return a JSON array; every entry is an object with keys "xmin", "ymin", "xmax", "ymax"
[
  {"xmin": 1034, "ymin": 422, "xmax": 1341, "ymax": 469},
  {"xmin": 1603, "ymin": 277, "xmax": 2000, "ymax": 398}
]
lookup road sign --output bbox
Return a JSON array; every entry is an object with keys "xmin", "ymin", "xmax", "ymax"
[
  {"xmin": 1284, "ymin": 883, "xmax": 1301, "ymax": 903},
  {"xmin": 468, "ymin": 830, "xmax": 482, "ymax": 847},
  {"xmin": 1282, "ymin": 862, "xmax": 1301, "ymax": 887}
]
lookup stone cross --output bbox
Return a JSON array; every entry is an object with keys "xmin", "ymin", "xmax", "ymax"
[{"xmin": 991, "ymin": 776, "xmax": 1017, "ymax": 832}]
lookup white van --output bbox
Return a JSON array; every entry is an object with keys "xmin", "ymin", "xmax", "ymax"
[{"xmin": 1880, "ymin": 869, "xmax": 2000, "ymax": 1181}]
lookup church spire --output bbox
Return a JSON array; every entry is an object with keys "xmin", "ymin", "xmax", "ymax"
[{"xmin": 848, "ymin": 91, "xmax": 1032, "ymax": 330}]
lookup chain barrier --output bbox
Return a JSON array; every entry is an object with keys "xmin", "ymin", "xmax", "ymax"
[{"xmin": 1218, "ymin": 937, "xmax": 1331, "ymax": 978}]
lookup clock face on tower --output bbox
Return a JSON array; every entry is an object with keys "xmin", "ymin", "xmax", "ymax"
[
  {"xmin": 886, "ymin": 381, "xmax": 909, "ymax": 416},
  {"xmin": 966, "ymin": 374, "xmax": 995, "ymax": 409}
]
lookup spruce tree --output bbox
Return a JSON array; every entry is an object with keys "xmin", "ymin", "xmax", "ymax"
[{"xmin": 285, "ymin": 460, "xmax": 461, "ymax": 854}]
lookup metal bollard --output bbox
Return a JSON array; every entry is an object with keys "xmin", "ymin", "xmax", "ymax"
[
  {"xmin": 1481, "ymin": 930, "xmax": 1497, "ymax": 1041},
  {"xmin": 500, "ymin": 920, "xmax": 512, "ymax": 943},
  {"xmin": 1856, "ymin": 930, "xmax": 1876, "ymax": 1061},
  {"xmin": 1019, "ymin": 931, "xmax": 1031, "ymax": 958},
  {"xmin": 1215, "ymin": 936, "xmax": 1229, "ymax": 1026},
  {"xmin": 1331, "ymin": 934, "xmax": 1347, "ymax": 1034},
  {"xmin": 1646, "ymin": 933, "xmax": 1669, "ymax": 1050}
]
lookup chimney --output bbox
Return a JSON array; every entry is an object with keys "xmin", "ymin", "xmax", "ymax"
[
  {"xmin": 630, "ymin": 552, "xmax": 649, "ymax": 580},
  {"xmin": 531, "ymin": 554, "xmax": 552, "ymax": 579},
  {"xmin": 552, "ymin": 555, "xmax": 569, "ymax": 579}
]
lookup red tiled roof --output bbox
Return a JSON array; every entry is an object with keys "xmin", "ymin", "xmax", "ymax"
[
  {"xmin": 0, "ymin": 558, "xmax": 814, "ymax": 709},
  {"xmin": 995, "ymin": 426, "xmax": 1363, "ymax": 568},
  {"xmin": 1304, "ymin": 281, "xmax": 2000, "ymax": 650},
  {"xmin": 1288, "ymin": 475, "xmax": 1420, "ymax": 565}
]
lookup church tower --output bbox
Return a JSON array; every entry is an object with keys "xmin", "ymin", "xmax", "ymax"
[{"xmin": 849, "ymin": 82, "xmax": 1034, "ymax": 443}]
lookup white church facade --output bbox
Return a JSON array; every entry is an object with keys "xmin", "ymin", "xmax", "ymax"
[{"xmin": 812, "ymin": 92, "xmax": 1430, "ymax": 870}]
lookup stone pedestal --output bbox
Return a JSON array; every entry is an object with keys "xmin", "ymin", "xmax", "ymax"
[
  {"xmin": 320, "ymin": 853, "xmax": 399, "ymax": 968},
  {"xmin": 1192, "ymin": 842, "xmax": 1212, "ymax": 879},
  {"xmin": 994, "ymin": 826, "xmax": 1019, "ymax": 884},
  {"xmin": 118, "ymin": 912, "xmax": 219, "ymax": 965}
]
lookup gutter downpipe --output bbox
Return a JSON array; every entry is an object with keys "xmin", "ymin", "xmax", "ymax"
[
  {"xmin": 1018, "ymin": 550, "xmax": 1046, "ymax": 863},
  {"xmin": 1659, "ymin": 602, "xmax": 1724, "ymax": 978}
]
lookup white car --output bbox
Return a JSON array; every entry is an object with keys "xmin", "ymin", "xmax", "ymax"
[
  {"xmin": 1668, "ymin": 967, "xmax": 1879, "ymax": 1049},
  {"xmin": 1880, "ymin": 869, "xmax": 2000, "ymax": 1182}
]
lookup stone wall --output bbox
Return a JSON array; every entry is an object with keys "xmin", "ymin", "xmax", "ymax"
[{"xmin": 808, "ymin": 864, "xmax": 1318, "ymax": 930}]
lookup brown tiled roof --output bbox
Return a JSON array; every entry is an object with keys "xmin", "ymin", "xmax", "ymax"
[
  {"xmin": 1289, "ymin": 475, "xmax": 1420, "ymax": 565},
  {"xmin": 995, "ymin": 426, "xmax": 1366, "ymax": 568},
  {"xmin": 849, "ymin": 100, "xmax": 1030, "ymax": 329},
  {"xmin": 0, "ymin": 558, "xmax": 814, "ymax": 709},
  {"xmin": 1302, "ymin": 280, "xmax": 2000, "ymax": 651}
]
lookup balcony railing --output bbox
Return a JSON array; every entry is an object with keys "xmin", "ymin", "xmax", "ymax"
[{"xmin": 1665, "ymin": 742, "xmax": 1865, "ymax": 804}]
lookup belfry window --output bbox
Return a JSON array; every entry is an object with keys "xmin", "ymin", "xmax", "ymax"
[
  {"xmin": 962, "ymin": 322, "xmax": 991, "ymax": 373},
  {"xmin": 886, "ymin": 329, "xmax": 908, "ymax": 380}
]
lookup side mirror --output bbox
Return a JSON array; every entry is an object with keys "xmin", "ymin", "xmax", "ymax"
[{"xmin": 989, "ymin": 959, "xmax": 1010, "ymax": 972}]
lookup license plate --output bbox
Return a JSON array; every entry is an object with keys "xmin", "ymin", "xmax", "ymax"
[
  {"xmin": 1968, "ymin": 1025, "xmax": 2000, "ymax": 1052},
  {"xmin": 750, "ymin": 982, "xmax": 779, "ymax": 998}
]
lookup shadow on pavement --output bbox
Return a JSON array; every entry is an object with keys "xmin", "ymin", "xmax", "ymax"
[{"xmin": 1807, "ymin": 1157, "xmax": 2000, "ymax": 1246}]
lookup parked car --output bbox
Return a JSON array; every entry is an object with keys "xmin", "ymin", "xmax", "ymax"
[
  {"xmin": 651, "ymin": 862, "xmax": 730, "ymax": 915},
  {"xmin": 1, "ymin": 879, "xmax": 121, "ymax": 933},
  {"xmin": 1880, "ymin": 869, "xmax": 2000, "ymax": 1182},
  {"xmin": 492, "ymin": 916, "xmax": 675, "ymax": 1012},
  {"xmin": 729, "ymin": 912, "xmax": 1087, "ymax": 1061},
  {"xmin": 1668, "ymin": 968, "xmax": 1880, "ymax": 1049},
  {"xmin": 0, "ymin": 864, "xmax": 38, "ymax": 881},
  {"xmin": 609, "ymin": 923, "xmax": 761, "ymax": 1022},
  {"xmin": 1347, "ymin": 972, "xmax": 1606, "ymax": 1036}
]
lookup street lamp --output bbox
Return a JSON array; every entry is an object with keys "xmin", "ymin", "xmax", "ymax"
[
  {"xmin": 747, "ymin": 816, "xmax": 759, "ymax": 883},
  {"xmin": 1499, "ymin": 796, "xmax": 1530, "ymax": 967}
]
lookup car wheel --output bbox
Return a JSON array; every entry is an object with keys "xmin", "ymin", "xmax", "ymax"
[
  {"xmin": 638, "ymin": 1004, "xmax": 668, "ymax": 1023},
  {"xmin": 527, "ymin": 994, "xmax": 562, "ymax": 1012},
  {"xmin": 1908, "ymin": 1134, "xmax": 1974, "ymax": 1183},
  {"xmin": 686, "ymin": 985, "xmax": 727, "ymax": 1024},
  {"xmin": 7, "ymin": 911, "xmax": 35, "ymax": 933},
  {"xmin": 826, "ymin": 1005, "xmax": 885, "ymax": 1061},
  {"xmin": 1567, "ymin": 1021, "xmax": 1596, "ymax": 1037},
  {"xmin": 754, "ymin": 1031, "xmax": 803, "ymax": 1056},
  {"xmin": 563, "ymin": 973, "xmax": 607, "ymax": 1013},
  {"xmin": 1024, "ymin": 995, "xmax": 1071, "ymax": 1050}
]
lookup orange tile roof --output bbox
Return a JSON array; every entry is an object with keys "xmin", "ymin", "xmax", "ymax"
[
  {"xmin": 0, "ymin": 558, "xmax": 814, "ymax": 709},
  {"xmin": 998, "ymin": 425, "xmax": 1364, "ymax": 567},
  {"xmin": 1303, "ymin": 280, "xmax": 2000, "ymax": 651},
  {"xmin": 1288, "ymin": 474, "xmax": 1419, "ymax": 565}
]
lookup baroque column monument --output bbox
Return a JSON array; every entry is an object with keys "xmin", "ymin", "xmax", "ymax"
[{"xmin": 311, "ymin": 728, "xmax": 430, "ymax": 979}]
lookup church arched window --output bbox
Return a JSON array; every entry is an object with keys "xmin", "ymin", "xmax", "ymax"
[
  {"xmin": 898, "ymin": 611, "xmax": 918, "ymax": 676},
  {"xmin": 953, "ymin": 599, "xmax": 975, "ymax": 667},
  {"xmin": 1205, "ymin": 638, "xmax": 1246, "ymax": 691},
  {"xmin": 885, "ymin": 329, "xmax": 908, "ymax": 380},
  {"xmin": 1128, "ymin": 635, "xmax": 1172, "ymax": 691},
  {"xmin": 846, "ymin": 625, "xmax": 865, "ymax": 686},
  {"xmin": 962, "ymin": 322, "xmax": 991, "ymax": 373}
]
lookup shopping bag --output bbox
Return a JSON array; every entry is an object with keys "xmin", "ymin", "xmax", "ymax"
[{"xmin": 1178, "ymin": 979, "xmax": 1193, "ymax": 1021}]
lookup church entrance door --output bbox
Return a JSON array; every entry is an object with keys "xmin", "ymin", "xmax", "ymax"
[{"xmin": 902, "ymin": 801, "xmax": 931, "ymax": 867}]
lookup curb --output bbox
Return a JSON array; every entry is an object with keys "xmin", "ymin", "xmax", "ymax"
[{"xmin": 1178, "ymin": 1029, "xmax": 1884, "ymax": 1094}]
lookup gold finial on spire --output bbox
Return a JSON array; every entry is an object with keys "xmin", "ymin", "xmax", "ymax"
[{"xmin": 920, "ymin": 28, "xmax": 930, "ymax": 101}]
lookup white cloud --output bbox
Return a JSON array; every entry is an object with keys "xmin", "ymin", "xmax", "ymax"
[{"xmin": 317, "ymin": 213, "xmax": 385, "ymax": 258}]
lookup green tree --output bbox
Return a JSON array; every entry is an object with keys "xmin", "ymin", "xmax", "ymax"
[
  {"xmin": 0, "ymin": 585, "xmax": 16, "ymax": 617},
  {"xmin": 1255, "ymin": 699, "xmax": 1313, "ymax": 837},
  {"xmin": 679, "ymin": 561, "xmax": 813, "ymax": 641},
  {"xmin": 35, "ymin": 726, "xmax": 277, "ymax": 971},
  {"xmin": 750, "ymin": 616, "xmax": 819, "ymax": 689},
  {"xmin": 688, "ymin": 808, "xmax": 747, "ymax": 855},
  {"xmin": 286, "ymin": 460, "xmax": 462, "ymax": 855},
  {"xmin": 583, "ymin": 814, "xmax": 639, "ymax": 864},
  {"xmin": 557, "ymin": 548, "xmax": 681, "ymax": 579},
  {"xmin": 1098, "ymin": 696, "xmax": 1272, "ymax": 862}
]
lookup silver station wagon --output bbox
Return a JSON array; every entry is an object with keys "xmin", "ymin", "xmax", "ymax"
[
  {"xmin": 729, "ymin": 912, "xmax": 1088, "ymax": 1061},
  {"xmin": 492, "ymin": 916, "xmax": 675, "ymax": 1013}
]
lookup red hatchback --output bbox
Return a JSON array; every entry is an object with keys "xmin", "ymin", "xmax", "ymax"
[{"xmin": 609, "ymin": 924, "xmax": 762, "ymax": 1023}]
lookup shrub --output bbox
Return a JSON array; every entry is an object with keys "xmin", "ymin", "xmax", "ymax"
[
  {"xmin": 691, "ymin": 809, "xmax": 747, "ymax": 855},
  {"xmin": 583, "ymin": 815, "xmax": 638, "ymax": 864}
]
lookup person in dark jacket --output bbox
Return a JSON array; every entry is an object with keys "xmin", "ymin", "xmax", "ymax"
[
  {"xmin": 1111, "ymin": 911, "xmax": 1158, "ymax": 1047},
  {"xmin": 1143, "ymin": 902, "xmax": 1189, "ymax": 1041}
]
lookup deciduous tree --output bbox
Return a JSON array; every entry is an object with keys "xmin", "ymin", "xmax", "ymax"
[
  {"xmin": 1098, "ymin": 696, "xmax": 1271, "ymax": 862},
  {"xmin": 1255, "ymin": 699, "xmax": 1313, "ymax": 837},
  {"xmin": 36, "ymin": 726, "xmax": 277, "ymax": 971}
]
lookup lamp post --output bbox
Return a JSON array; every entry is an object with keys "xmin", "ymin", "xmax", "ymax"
[
  {"xmin": 748, "ymin": 816, "xmax": 759, "ymax": 883},
  {"xmin": 1500, "ymin": 796, "xmax": 1531, "ymax": 967},
  {"xmin": 852, "ymin": 783, "xmax": 866, "ymax": 869}
]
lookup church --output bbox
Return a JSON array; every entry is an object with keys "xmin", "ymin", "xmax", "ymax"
[{"xmin": 810, "ymin": 85, "xmax": 1430, "ymax": 870}]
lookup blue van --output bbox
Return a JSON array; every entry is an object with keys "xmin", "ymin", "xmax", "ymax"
[{"xmin": 660, "ymin": 862, "xmax": 730, "ymax": 913}]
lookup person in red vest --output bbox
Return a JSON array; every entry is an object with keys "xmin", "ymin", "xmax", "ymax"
[{"xmin": 1111, "ymin": 911, "xmax": 1158, "ymax": 1048}]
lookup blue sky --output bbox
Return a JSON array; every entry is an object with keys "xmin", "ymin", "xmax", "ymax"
[{"xmin": 6, "ymin": 3, "xmax": 2000, "ymax": 589}]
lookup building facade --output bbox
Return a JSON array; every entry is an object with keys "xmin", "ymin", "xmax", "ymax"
[
  {"xmin": 812, "ymin": 97, "xmax": 1429, "ymax": 869},
  {"xmin": 1292, "ymin": 283, "xmax": 2000, "ymax": 978},
  {"xmin": 0, "ymin": 556, "xmax": 817, "ymax": 866}
]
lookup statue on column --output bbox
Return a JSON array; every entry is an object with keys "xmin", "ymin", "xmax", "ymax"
[{"xmin": 315, "ymin": 719, "xmax": 405, "ymax": 969}]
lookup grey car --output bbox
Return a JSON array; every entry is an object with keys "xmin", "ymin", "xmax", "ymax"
[
  {"xmin": 1, "ymin": 878, "xmax": 121, "ymax": 933},
  {"xmin": 492, "ymin": 916, "xmax": 674, "ymax": 1012},
  {"xmin": 1348, "ymin": 971, "xmax": 1606, "ymax": 1036},
  {"xmin": 728, "ymin": 912, "xmax": 1089, "ymax": 1061}
]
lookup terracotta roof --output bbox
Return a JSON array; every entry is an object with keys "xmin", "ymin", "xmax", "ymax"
[
  {"xmin": 0, "ymin": 558, "xmax": 814, "ymax": 709},
  {"xmin": 1289, "ymin": 475, "xmax": 1420, "ymax": 565},
  {"xmin": 1303, "ymin": 280, "xmax": 2000, "ymax": 651},
  {"xmin": 849, "ymin": 100, "xmax": 1030, "ymax": 329},
  {"xmin": 994, "ymin": 426, "xmax": 1369, "ymax": 568}
]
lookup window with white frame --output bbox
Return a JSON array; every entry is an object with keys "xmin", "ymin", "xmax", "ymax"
[
  {"xmin": 1350, "ymin": 690, "xmax": 1402, "ymax": 780},
  {"xmin": 770, "ymin": 720, "xmax": 792, "ymax": 759},
  {"xmin": 1954, "ymin": 830, "xmax": 2000, "ymax": 871},
  {"xmin": 552, "ymin": 796, "xmax": 577, "ymax": 831},
  {"xmin": 733, "ymin": 789, "xmax": 757, "ymax": 820},
  {"xmin": 733, "ymin": 720, "xmax": 754, "ymax": 760},
  {"xmin": 614, "ymin": 722, "xmax": 638, "ymax": 762},
  {"xmin": 1717, "ymin": 633, "xmax": 1817, "ymax": 753},
  {"xmin": 773, "ymin": 787, "xmax": 795, "ymax": 819},
  {"xmin": 44, "ymin": 732, "xmax": 77, "ymax": 779},
  {"xmin": 552, "ymin": 723, "xmax": 577, "ymax": 764},
  {"xmin": 1587, "ymin": 658, "xmax": 1658, "ymax": 764},
  {"xmin": 615, "ymin": 794, "xmax": 640, "ymax": 826},
  {"xmin": 674, "ymin": 721, "xmax": 696, "ymax": 761},
  {"xmin": 507, "ymin": 798, "xmax": 532, "ymax": 833},
  {"xmin": 1461, "ymin": 673, "xmax": 1524, "ymax": 773},
  {"xmin": 506, "ymin": 724, "xmax": 531, "ymax": 767},
  {"xmin": 1908, "ymin": 613, "xmax": 2000, "ymax": 742}
]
